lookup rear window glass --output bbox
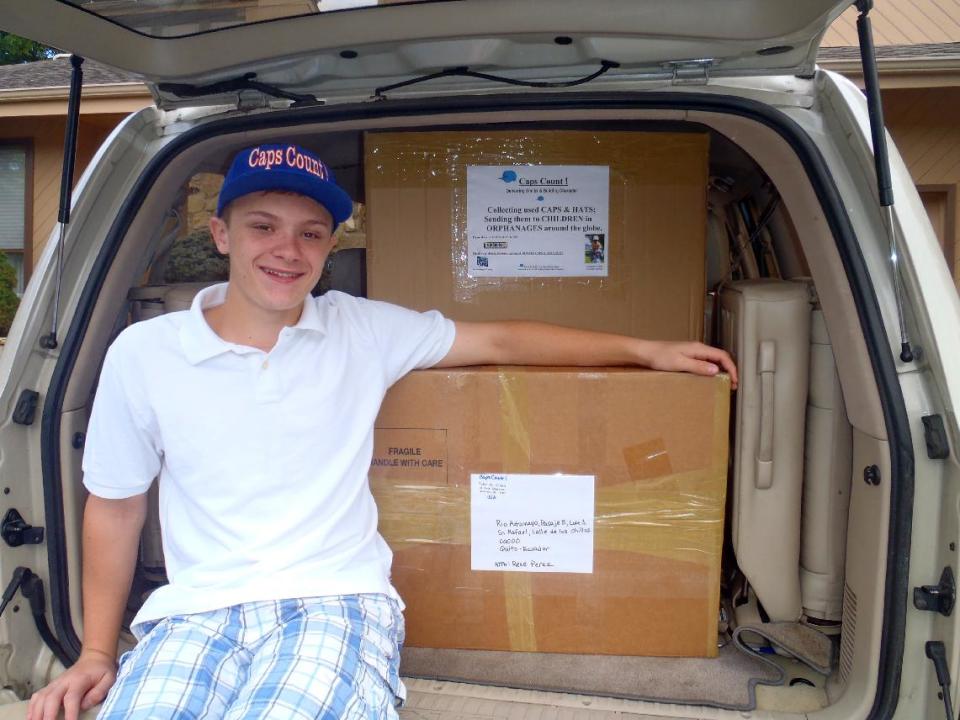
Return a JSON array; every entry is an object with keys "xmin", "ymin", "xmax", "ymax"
[{"xmin": 57, "ymin": 0, "xmax": 456, "ymax": 38}]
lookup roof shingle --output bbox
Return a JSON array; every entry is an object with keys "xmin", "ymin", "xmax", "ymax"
[{"xmin": 0, "ymin": 56, "xmax": 142, "ymax": 90}]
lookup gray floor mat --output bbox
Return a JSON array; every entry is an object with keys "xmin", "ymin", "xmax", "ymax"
[
  {"xmin": 400, "ymin": 644, "xmax": 783, "ymax": 712},
  {"xmin": 732, "ymin": 622, "xmax": 835, "ymax": 682},
  {"xmin": 400, "ymin": 681, "xmax": 702, "ymax": 720}
]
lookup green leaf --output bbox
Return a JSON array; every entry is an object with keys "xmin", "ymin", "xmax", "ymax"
[
  {"xmin": 0, "ymin": 33, "xmax": 57, "ymax": 65},
  {"xmin": 0, "ymin": 251, "xmax": 21, "ymax": 335}
]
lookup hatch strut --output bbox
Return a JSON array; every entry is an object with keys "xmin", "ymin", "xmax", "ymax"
[
  {"xmin": 855, "ymin": 1, "xmax": 913, "ymax": 363},
  {"xmin": 39, "ymin": 55, "xmax": 83, "ymax": 351}
]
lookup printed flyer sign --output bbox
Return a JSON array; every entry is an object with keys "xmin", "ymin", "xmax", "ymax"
[
  {"xmin": 471, "ymin": 473, "xmax": 595, "ymax": 573},
  {"xmin": 466, "ymin": 165, "xmax": 610, "ymax": 278}
]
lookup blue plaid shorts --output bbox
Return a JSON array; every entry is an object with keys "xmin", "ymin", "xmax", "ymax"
[{"xmin": 97, "ymin": 594, "xmax": 405, "ymax": 720}]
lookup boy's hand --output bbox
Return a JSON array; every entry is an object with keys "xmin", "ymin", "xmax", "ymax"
[
  {"xmin": 27, "ymin": 649, "xmax": 116, "ymax": 720},
  {"xmin": 644, "ymin": 340, "xmax": 739, "ymax": 389}
]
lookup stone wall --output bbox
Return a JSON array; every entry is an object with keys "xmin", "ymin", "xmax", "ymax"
[{"xmin": 186, "ymin": 173, "xmax": 223, "ymax": 231}]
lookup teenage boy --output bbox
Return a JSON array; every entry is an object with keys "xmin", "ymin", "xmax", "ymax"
[{"xmin": 28, "ymin": 144, "xmax": 737, "ymax": 720}]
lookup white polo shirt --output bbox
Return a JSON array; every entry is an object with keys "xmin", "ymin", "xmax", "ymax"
[{"xmin": 82, "ymin": 283, "xmax": 456, "ymax": 633}]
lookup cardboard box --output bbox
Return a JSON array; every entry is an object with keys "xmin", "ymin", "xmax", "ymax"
[
  {"xmin": 370, "ymin": 368, "xmax": 729, "ymax": 657},
  {"xmin": 364, "ymin": 130, "xmax": 709, "ymax": 342}
]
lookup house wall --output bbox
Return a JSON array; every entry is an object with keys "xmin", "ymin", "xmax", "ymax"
[
  {"xmin": 883, "ymin": 86, "xmax": 960, "ymax": 285},
  {"xmin": 0, "ymin": 113, "xmax": 127, "ymax": 283},
  {"xmin": 824, "ymin": 0, "xmax": 960, "ymax": 47}
]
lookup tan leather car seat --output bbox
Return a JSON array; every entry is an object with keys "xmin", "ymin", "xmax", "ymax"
[
  {"xmin": 800, "ymin": 308, "xmax": 852, "ymax": 623},
  {"xmin": 719, "ymin": 279, "xmax": 812, "ymax": 622}
]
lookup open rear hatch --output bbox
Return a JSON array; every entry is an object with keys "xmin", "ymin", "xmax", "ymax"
[{"xmin": 2, "ymin": 0, "xmax": 851, "ymax": 107}]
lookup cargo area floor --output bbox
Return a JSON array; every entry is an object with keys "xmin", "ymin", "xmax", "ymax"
[
  {"xmin": 401, "ymin": 679, "xmax": 709, "ymax": 720},
  {"xmin": 401, "ymin": 644, "xmax": 784, "ymax": 711},
  {"xmin": 0, "ymin": 664, "xmax": 827, "ymax": 720},
  {"xmin": 401, "ymin": 676, "xmax": 828, "ymax": 719}
]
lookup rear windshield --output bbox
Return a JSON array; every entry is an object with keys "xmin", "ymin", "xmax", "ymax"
[{"xmin": 57, "ymin": 0, "xmax": 456, "ymax": 38}]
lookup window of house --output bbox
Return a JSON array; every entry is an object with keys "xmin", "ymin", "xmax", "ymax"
[
  {"xmin": 0, "ymin": 144, "xmax": 31, "ymax": 294},
  {"xmin": 918, "ymin": 185, "xmax": 958, "ymax": 291}
]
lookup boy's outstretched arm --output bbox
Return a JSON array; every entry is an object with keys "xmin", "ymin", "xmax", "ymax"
[{"xmin": 436, "ymin": 321, "xmax": 738, "ymax": 388}]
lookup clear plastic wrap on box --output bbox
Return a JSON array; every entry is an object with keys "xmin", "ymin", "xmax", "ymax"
[
  {"xmin": 364, "ymin": 130, "xmax": 710, "ymax": 342},
  {"xmin": 370, "ymin": 366, "xmax": 730, "ymax": 657}
]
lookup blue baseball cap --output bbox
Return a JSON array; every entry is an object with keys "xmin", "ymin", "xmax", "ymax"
[{"xmin": 216, "ymin": 144, "xmax": 354, "ymax": 227}]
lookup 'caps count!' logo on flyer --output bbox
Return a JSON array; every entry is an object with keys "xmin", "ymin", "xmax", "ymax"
[{"xmin": 495, "ymin": 167, "xmax": 570, "ymax": 188}]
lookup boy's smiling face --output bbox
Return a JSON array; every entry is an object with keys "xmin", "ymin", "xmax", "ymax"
[{"xmin": 209, "ymin": 190, "xmax": 337, "ymax": 320}]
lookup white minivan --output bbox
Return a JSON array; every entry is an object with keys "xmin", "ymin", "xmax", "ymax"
[{"xmin": 0, "ymin": 1, "xmax": 959, "ymax": 718}]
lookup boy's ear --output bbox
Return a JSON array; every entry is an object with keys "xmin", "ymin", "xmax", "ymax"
[{"xmin": 209, "ymin": 216, "xmax": 230, "ymax": 255}]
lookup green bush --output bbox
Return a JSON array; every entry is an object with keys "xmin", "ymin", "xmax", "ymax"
[
  {"xmin": 163, "ymin": 227, "xmax": 229, "ymax": 283},
  {"xmin": 0, "ymin": 251, "xmax": 20, "ymax": 336}
]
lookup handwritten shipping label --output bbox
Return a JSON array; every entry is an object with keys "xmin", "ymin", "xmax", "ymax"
[{"xmin": 470, "ymin": 473, "xmax": 595, "ymax": 573}]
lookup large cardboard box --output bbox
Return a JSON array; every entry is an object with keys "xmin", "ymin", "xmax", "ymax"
[
  {"xmin": 364, "ymin": 130, "xmax": 710, "ymax": 342},
  {"xmin": 370, "ymin": 368, "xmax": 730, "ymax": 657}
]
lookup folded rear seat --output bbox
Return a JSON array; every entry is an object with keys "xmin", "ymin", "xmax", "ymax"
[
  {"xmin": 128, "ymin": 282, "xmax": 211, "ymax": 321},
  {"xmin": 719, "ymin": 280, "xmax": 812, "ymax": 622},
  {"xmin": 800, "ymin": 307, "xmax": 852, "ymax": 623}
]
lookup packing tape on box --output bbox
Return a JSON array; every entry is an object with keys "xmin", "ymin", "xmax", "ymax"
[
  {"xmin": 498, "ymin": 369, "xmax": 535, "ymax": 649},
  {"xmin": 373, "ymin": 472, "xmax": 723, "ymax": 560}
]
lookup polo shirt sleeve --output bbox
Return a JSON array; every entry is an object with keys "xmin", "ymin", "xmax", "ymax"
[
  {"xmin": 360, "ymin": 298, "xmax": 456, "ymax": 385},
  {"xmin": 82, "ymin": 346, "xmax": 162, "ymax": 499}
]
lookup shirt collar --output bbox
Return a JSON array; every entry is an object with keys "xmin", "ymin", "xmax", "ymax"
[{"xmin": 179, "ymin": 282, "xmax": 327, "ymax": 365}]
